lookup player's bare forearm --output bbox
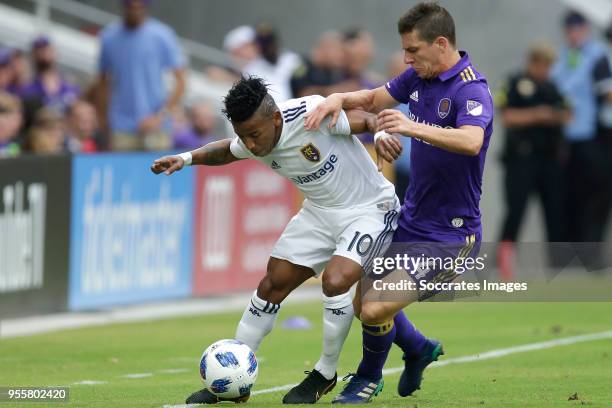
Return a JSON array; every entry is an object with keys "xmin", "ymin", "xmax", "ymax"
[
  {"xmin": 338, "ymin": 86, "xmax": 398, "ymax": 113},
  {"xmin": 151, "ymin": 139, "xmax": 240, "ymax": 175},
  {"xmin": 305, "ymin": 87, "xmax": 397, "ymax": 131},
  {"xmin": 378, "ymin": 109, "xmax": 483, "ymax": 156},
  {"xmin": 411, "ymin": 124, "xmax": 484, "ymax": 156},
  {"xmin": 192, "ymin": 139, "xmax": 241, "ymax": 166},
  {"xmin": 346, "ymin": 109, "xmax": 378, "ymax": 134}
]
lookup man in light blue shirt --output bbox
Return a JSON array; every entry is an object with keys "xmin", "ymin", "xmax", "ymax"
[
  {"xmin": 551, "ymin": 11, "xmax": 604, "ymax": 142},
  {"xmin": 98, "ymin": 0, "xmax": 186, "ymax": 151},
  {"xmin": 550, "ymin": 10, "xmax": 607, "ymax": 243}
]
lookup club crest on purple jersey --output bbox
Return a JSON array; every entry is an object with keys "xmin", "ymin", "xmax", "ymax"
[
  {"xmin": 438, "ymin": 98, "xmax": 452, "ymax": 119},
  {"xmin": 300, "ymin": 143, "xmax": 321, "ymax": 162}
]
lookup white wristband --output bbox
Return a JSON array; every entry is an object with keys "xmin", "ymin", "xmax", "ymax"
[
  {"xmin": 178, "ymin": 152, "xmax": 192, "ymax": 166},
  {"xmin": 374, "ymin": 131, "xmax": 390, "ymax": 143}
]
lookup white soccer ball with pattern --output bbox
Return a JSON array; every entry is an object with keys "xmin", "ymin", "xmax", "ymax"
[{"xmin": 199, "ymin": 339, "xmax": 258, "ymax": 398}]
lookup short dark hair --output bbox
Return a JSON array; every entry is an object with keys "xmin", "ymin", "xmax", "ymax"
[
  {"xmin": 563, "ymin": 10, "xmax": 587, "ymax": 28},
  {"xmin": 397, "ymin": 2, "xmax": 456, "ymax": 46},
  {"xmin": 222, "ymin": 76, "xmax": 277, "ymax": 123},
  {"xmin": 343, "ymin": 27, "xmax": 365, "ymax": 42}
]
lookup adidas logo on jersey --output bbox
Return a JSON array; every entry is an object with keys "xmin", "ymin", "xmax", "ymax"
[
  {"xmin": 271, "ymin": 160, "xmax": 281, "ymax": 169},
  {"xmin": 410, "ymin": 90, "xmax": 419, "ymax": 102}
]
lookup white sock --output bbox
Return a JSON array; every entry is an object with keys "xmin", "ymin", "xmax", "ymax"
[
  {"xmin": 315, "ymin": 291, "xmax": 354, "ymax": 380},
  {"xmin": 235, "ymin": 291, "xmax": 280, "ymax": 352}
]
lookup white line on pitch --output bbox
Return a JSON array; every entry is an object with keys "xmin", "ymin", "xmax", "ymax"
[
  {"xmin": 72, "ymin": 369, "xmax": 188, "ymax": 386},
  {"xmin": 158, "ymin": 368, "xmax": 190, "ymax": 374},
  {"xmin": 382, "ymin": 329, "xmax": 612, "ymax": 375},
  {"xmin": 72, "ymin": 380, "xmax": 108, "ymax": 385},
  {"xmin": 162, "ymin": 329, "xmax": 612, "ymax": 408},
  {"xmin": 122, "ymin": 373, "xmax": 154, "ymax": 379},
  {"xmin": 252, "ymin": 383, "xmax": 297, "ymax": 395}
]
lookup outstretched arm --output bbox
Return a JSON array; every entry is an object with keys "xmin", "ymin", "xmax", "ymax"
[
  {"xmin": 304, "ymin": 86, "xmax": 399, "ymax": 130},
  {"xmin": 151, "ymin": 139, "xmax": 242, "ymax": 175}
]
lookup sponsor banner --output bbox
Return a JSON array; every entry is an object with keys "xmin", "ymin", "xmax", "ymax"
[
  {"xmin": 68, "ymin": 153, "xmax": 193, "ymax": 310},
  {"xmin": 193, "ymin": 160, "xmax": 297, "ymax": 295},
  {"xmin": 0, "ymin": 155, "xmax": 71, "ymax": 318}
]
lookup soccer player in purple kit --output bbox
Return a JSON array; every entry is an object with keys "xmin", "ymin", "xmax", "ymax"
[{"xmin": 305, "ymin": 2, "xmax": 493, "ymax": 404}]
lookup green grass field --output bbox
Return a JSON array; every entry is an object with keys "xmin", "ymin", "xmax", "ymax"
[{"xmin": 1, "ymin": 301, "xmax": 611, "ymax": 407}]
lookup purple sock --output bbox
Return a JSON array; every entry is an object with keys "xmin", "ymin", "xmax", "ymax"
[
  {"xmin": 393, "ymin": 310, "xmax": 427, "ymax": 358},
  {"xmin": 356, "ymin": 321, "xmax": 396, "ymax": 381}
]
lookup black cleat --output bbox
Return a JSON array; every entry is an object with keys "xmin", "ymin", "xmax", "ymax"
[
  {"xmin": 397, "ymin": 339, "xmax": 444, "ymax": 397},
  {"xmin": 185, "ymin": 388, "xmax": 250, "ymax": 405},
  {"xmin": 282, "ymin": 369, "xmax": 337, "ymax": 404}
]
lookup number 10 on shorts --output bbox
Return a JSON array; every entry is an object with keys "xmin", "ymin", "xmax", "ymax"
[{"xmin": 347, "ymin": 231, "xmax": 373, "ymax": 256}]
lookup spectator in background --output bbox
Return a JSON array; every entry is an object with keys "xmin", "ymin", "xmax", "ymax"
[
  {"xmin": 551, "ymin": 11, "xmax": 607, "ymax": 244},
  {"xmin": 290, "ymin": 31, "xmax": 348, "ymax": 97},
  {"xmin": 8, "ymin": 49, "xmax": 30, "ymax": 95},
  {"xmin": 97, "ymin": 0, "xmax": 186, "ymax": 151},
  {"xmin": 172, "ymin": 101, "xmax": 219, "ymax": 149},
  {"xmin": 387, "ymin": 51, "xmax": 411, "ymax": 203},
  {"xmin": 342, "ymin": 28, "xmax": 381, "ymax": 90},
  {"xmin": 497, "ymin": 42, "xmax": 570, "ymax": 275},
  {"xmin": 0, "ymin": 91, "xmax": 22, "ymax": 157},
  {"xmin": 0, "ymin": 49, "xmax": 14, "ymax": 93},
  {"xmin": 592, "ymin": 25, "xmax": 612, "ymax": 236},
  {"xmin": 243, "ymin": 22, "xmax": 301, "ymax": 103},
  {"xmin": 21, "ymin": 36, "xmax": 80, "ymax": 112},
  {"xmin": 25, "ymin": 107, "xmax": 65, "ymax": 154},
  {"xmin": 206, "ymin": 25, "xmax": 259, "ymax": 84},
  {"xmin": 342, "ymin": 28, "xmax": 382, "ymax": 143},
  {"xmin": 169, "ymin": 104, "xmax": 189, "ymax": 138},
  {"xmin": 65, "ymin": 100, "xmax": 101, "ymax": 153}
]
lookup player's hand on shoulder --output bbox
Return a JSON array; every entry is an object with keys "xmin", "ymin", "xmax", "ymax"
[
  {"xmin": 374, "ymin": 131, "xmax": 402, "ymax": 171},
  {"xmin": 151, "ymin": 155, "xmax": 185, "ymax": 176},
  {"xmin": 304, "ymin": 93, "xmax": 343, "ymax": 130}
]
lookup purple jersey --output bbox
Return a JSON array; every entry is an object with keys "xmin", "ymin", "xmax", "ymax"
[
  {"xmin": 20, "ymin": 75, "xmax": 80, "ymax": 112},
  {"xmin": 385, "ymin": 51, "xmax": 493, "ymax": 240}
]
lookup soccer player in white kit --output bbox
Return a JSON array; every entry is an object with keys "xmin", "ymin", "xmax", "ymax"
[{"xmin": 151, "ymin": 76, "xmax": 401, "ymax": 404}]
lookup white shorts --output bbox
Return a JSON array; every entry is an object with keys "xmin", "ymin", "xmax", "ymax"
[{"xmin": 271, "ymin": 198, "xmax": 400, "ymax": 276}]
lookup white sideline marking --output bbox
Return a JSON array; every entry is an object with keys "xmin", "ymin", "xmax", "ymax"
[
  {"xmin": 252, "ymin": 383, "xmax": 297, "ymax": 395},
  {"xmin": 382, "ymin": 329, "xmax": 612, "ymax": 375},
  {"xmin": 162, "ymin": 329, "xmax": 612, "ymax": 408},
  {"xmin": 73, "ymin": 380, "xmax": 108, "ymax": 385},
  {"xmin": 72, "ymin": 369, "xmax": 189, "ymax": 387},
  {"xmin": 122, "ymin": 373, "xmax": 153, "ymax": 379},
  {"xmin": 158, "ymin": 368, "xmax": 189, "ymax": 374}
]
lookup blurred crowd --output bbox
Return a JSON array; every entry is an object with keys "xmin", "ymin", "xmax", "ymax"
[
  {"xmin": 0, "ymin": 0, "xmax": 394, "ymax": 158},
  {"xmin": 0, "ymin": 1, "xmax": 610, "ymax": 246}
]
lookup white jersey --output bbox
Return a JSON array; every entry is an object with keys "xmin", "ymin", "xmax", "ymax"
[{"xmin": 230, "ymin": 95, "xmax": 396, "ymax": 209}]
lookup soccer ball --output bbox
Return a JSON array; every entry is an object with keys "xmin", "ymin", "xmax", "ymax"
[{"xmin": 199, "ymin": 339, "xmax": 258, "ymax": 398}]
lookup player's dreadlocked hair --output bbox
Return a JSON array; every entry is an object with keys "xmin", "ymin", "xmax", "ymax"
[{"xmin": 222, "ymin": 76, "xmax": 277, "ymax": 122}]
